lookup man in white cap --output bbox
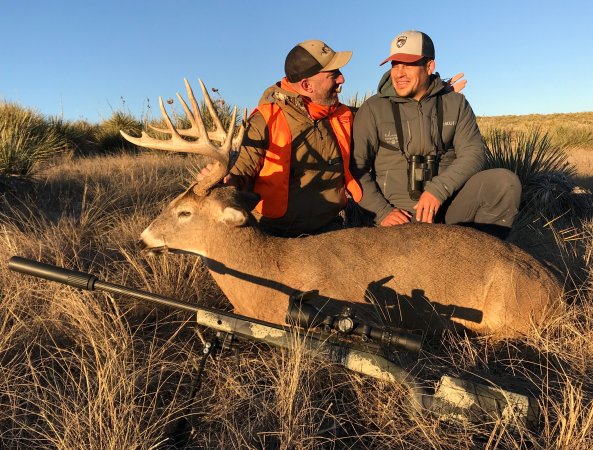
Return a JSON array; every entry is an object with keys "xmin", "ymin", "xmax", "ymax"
[{"xmin": 352, "ymin": 30, "xmax": 521, "ymax": 238}]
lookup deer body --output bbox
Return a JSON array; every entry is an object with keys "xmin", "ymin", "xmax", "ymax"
[
  {"xmin": 124, "ymin": 79, "xmax": 562, "ymax": 339},
  {"xmin": 140, "ymin": 185, "xmax": 562, "ymax": 338}
]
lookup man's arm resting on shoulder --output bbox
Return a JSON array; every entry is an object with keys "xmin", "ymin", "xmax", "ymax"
[{"xmin": 448, "ymin": 73, "xmax": 467, "ymax": 93}]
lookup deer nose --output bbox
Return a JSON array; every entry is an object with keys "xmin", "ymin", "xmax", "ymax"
[{"xmin": 137, "ymin": 239, "xmax": 147, "ymax": 250}]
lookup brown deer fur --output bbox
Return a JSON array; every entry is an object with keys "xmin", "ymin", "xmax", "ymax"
[{"xmin": 139, "ymin": 184, "xmax": 563, "ymax": 339}]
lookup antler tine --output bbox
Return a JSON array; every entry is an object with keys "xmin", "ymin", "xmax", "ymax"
[
  {"xmin": 175, "ymin": 84, "xmax": 208, "ymax": 143},
  {"xmin": 198, "ymin": 79, "xmax": 227, "ymax": 141},
  {"xmin": 145, "ymin": 79, "xmax": 228, "ymax": 144},
  {"xmin": 190, "ymin": 102, "xmax": 238, "ymax": 196},
  {"xmin": 221, "ymin": 106, "xmax": 238, "ymax": 153},
  {"xmin": 120, "ymin": 96, "xmax": 225, "ymax": 165},
  {"xmin": 232, "ymin": 108, "xmax": 248, "ymax": 150},
  {"xmin": 158, "ymin": 95, "xmax": 184, "ymax": 141}
]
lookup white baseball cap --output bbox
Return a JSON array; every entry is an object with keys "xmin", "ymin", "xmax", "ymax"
[{"xmin": 379, "ymin": 30, "xmax": 435, "ymax": 66}]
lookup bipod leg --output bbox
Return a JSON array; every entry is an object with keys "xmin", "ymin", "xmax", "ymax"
[
  {"xmin": 234, "ymin": 344, "xmax": 241, "ymax": 371},
  {"xmin": 168, "ymin": 332, "xmax": 222, "ymax": 448}
]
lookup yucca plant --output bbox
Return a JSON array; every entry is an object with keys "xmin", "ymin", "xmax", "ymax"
[
  {"xmin": 484, "ymin": 128, "xmax": 590, "ymax": 241},
  {"xmin": 200, "ymin": 97, "xmax": 244, "ymax": 131},
  {"xmin": 96, "ymin": 111, "xmax": 143, "ymax": 153},
  {"xmin": 46, "ymin": 116, "xmax": 99, "ymax": 156},
  {"xmin": 0, "ymin": 101, "xmax": 68, "ymax": 176},
  {"xmin": 483, "ymin": 127, "xmax": 576, "ymax": 184}
]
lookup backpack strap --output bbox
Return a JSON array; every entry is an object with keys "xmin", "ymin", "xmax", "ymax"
[{"xmin": 377, "ymin": 100, "xmax": 407, "ymax": 160}]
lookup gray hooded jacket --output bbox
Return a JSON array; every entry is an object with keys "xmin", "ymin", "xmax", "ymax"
[{"xmin": 352, "ymin": 71, "xmax": 485, "ymax": 223}]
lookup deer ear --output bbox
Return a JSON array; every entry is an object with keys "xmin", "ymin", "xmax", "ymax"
[{"xmin": 219, "ymin": 206, "xmax": 248, "ymax": 227}]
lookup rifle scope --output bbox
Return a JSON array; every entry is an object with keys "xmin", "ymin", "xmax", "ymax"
[{"xmin": 286, "ymin": 295, "xmax": 422, "ymax": 353}]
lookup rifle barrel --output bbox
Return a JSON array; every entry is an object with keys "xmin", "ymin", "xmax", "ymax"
[{"xmin": 7, "ymin": 256, "xmax": 285, "ymax": 330}]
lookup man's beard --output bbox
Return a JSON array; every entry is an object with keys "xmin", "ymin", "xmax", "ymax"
[
  {"xmin": 316, "ymin": 91, "xmax": 340, "ymax": 106},
  {"xmin": 316, "ymin": 98, "xmax": 338, "ymax": 106}
]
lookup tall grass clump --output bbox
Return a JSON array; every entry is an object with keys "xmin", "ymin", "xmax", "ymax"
[
  {"xmin": 344, "ymin": 91, "xmax": 372, "ymax": 110},
  {"xmin": 0, "ymin": 101, "xmax": 68, "ymax": 176},
  {"xmin": 46, "ymin": 116, "xmax": 99, "ymax": 156},
  {"xmin": 551, "ymin": 125, "xmax": 593, "ymax": 151},
  {"xmin": 95, "ymin": 111, "xmax": 143, "ymax": 153},
  {"xmin": 483, "ymin": 127, "xmax": 576, "ymax": 184}
]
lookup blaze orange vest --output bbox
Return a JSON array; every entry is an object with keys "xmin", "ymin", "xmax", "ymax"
[{"xmin": 253, "ymin": 103, "xmax": 362, "ymax": 218}]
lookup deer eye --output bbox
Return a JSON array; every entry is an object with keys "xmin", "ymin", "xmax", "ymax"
[{"xmin": 178, "ymin": 211, "xmax": 192, "ymax": 219}]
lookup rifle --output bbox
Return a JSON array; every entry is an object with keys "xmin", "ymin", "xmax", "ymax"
[{"xmin": 8, "ymin": 256, "xmax": 540, "ymax": 431}]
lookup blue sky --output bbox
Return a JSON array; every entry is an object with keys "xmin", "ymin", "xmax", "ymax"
[{"xmin": 1, "ymin": 0, "xmax": 592, "ymax": 123}]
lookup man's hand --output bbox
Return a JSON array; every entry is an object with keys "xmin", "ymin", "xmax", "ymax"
[
  {"xmin": 380, "ymin": 208, "xmax": 413, "ymax": 227},
  {"xmin": 413, "ymin": 191, "xmax": 442, "ymax": 223},
  {"xmin": 196, "ymin": 163, "xmax": 215, "ymax": 182},
  {"xmin": 449, "ymin": 73, "xmax": 467, "ymax": 93},
  {"xmin": 197, "ymin": 163, "xmax": 239, "ymax": 186}
]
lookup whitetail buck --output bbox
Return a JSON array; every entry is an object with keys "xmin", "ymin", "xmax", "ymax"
[{"xmin": 121, "ymin": 79, "xmax": 563, "ymax": 339}]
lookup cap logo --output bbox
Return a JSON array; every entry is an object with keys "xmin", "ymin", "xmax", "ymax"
[
  {"xmin": 321, "ymin": 44, "xmax": 330, "ymax": 55},
  {"xmin": 396, "ymin": 36, "xmax": 407, "ymax": 48}
]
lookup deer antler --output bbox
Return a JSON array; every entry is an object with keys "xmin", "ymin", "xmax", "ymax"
[{"xmin": 120, "ymin": 79, "xmax": 246, "ymax": 193}]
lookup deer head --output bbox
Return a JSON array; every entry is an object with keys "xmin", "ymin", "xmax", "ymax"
[{"xmin": 120, "ymin": 79, "xmax": 253, "ymax": 255}]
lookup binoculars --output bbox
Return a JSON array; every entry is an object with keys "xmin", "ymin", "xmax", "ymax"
[{"xmin": 408, "ymin": 155, "xmax": 439, "ymax": 201}]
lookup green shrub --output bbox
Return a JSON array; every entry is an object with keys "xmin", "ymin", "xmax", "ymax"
[
  {"xmin": 0, "ymin": 101, "xmax": 68, "ymax": 176},
  {"xmin": 96, "ymin": 111, "xmax": 143, "ymax": 153},
  {"xmin": 483, "ymin": 127, "xmax": 576, "ymax": 184},
  {"xmin": 483, "ymin": 127, "xmax": 585, "ymax": 224},
  {"xmin": 47, "ymin": 116, "xmax": 99, "ymax": 156}
]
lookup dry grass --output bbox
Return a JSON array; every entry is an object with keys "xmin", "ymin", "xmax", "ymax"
[
  {"xmin": 1, "ymin": 140, "xmax": 593, "ymax": 448},
  {"xmin": 477, "ymin": 112, "xmax": 593, "ymax": 152}
]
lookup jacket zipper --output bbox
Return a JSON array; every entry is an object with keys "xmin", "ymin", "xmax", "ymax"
[{"xmin": 417, "ymin": 101, "xmax": 423, "ymax": 155}]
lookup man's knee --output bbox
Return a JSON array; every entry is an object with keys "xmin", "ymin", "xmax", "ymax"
[
  {"xmin": 445, "ymin": 169, "xmax": 522, "ymax": 228},
  {"xmin": 471, "ymin": 168, "xmax": 521, "ymax": 226},
  {"xmin": 479, "ymin": 168, "xmax": 521, "ymax": 205},
  {"xmin": 468, "ymin": 168, "xmax": 519, "ymax": 191}
]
